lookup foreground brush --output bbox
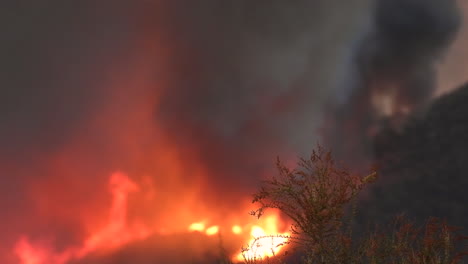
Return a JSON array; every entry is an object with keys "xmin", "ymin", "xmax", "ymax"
[{"xmin": 234, "ymin": 145, "xmax": 468, "ymax": 264}]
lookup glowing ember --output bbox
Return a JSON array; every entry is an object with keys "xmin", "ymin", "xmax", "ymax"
[
  {"xmin": 188, "ymin": 222, "xmax": 205, "ymax": 232},
  {"xmin": 232, "ymin": 225, "xmax": 243, "ymax": 235},
  {"xmin": 205, "ymin": 226, "xmax": 219, "ymax": 236},
  {"xmin": 14, "ymin": 171, "xmax": 290, "ymax": 264}
]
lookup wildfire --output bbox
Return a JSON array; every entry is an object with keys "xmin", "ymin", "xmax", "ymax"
[
  {"xmin": 14, "ymin": 171, "xmax": 290, "ymax": 264},
  {"xmin": 14, "ymin": 172, "xmax": 150, "ymax": 264},
  {"xmin": 234, "ymin": 213, "xmax": 290, "ymax": 262},
  {"xmin": 205, "ymin": 226, "xmax": 220, "ymax": 236},
  {"xmin": 232, "ymin": 225, "xmax": 243, "ymax": 235},
  {"xmin": 14, "ymin": 238, "xmax": 48, "ymax": 264},
  {"xmin": 188, "ymin": 210, "xmax": 290, "ymax": 263},
  {"xmin": 188, "ymin": 222, "xmax": 206, "ymax": 232}
]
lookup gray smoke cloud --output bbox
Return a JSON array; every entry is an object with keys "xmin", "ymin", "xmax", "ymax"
[
  {"xmin": 157, "ymin": 0, "xmax": 371, "ymax": 152},
  {"xmin": 0, "ymin": 1, "xmax": 144, "ymax": 262},
  {"xmin": 146, "ymin": 0, "xmax": 374, "ymax": 207},
  {"xmin": 366, "ymin": 0, "xmax": 460, "ymax": 104},
  {"xmin": 325, "ymin": 0, "xmax": 461, "ymax": 167}
]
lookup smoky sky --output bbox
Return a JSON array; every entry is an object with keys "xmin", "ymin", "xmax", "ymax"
[
  {"xmin": 1, "ymin": 1, "xmax": 146, "ymax": 261},
  {"xmin": 364, "ymin": 0, "xmax": 460, "ymax": 103},
  {"xmin": 325, "ymin": 0, "xmax": 461, "ymax": 167},
  {"xmin": 0, "ymin": 1, "xmax": 465, "ymax": 264}
]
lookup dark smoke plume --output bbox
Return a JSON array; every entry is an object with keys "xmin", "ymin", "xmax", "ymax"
[
  {"xmin": 323, "ymin": 0, "xmax": 468, "ymax": 241},
  {"xmin": 325, "ymin": 0, "xmax": 461, "ymax": 167}
]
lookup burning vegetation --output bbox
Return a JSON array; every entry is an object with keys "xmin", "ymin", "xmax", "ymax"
[
  {"xmin": 239, "ymin": 146, "xmax": 468, "ymax": 264},
  {"xmin": 2, "ymin": 0, "xmax": 468, "ymax": 264}
]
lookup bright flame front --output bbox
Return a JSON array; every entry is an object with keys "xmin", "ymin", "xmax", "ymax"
[
  {"xmin": 235, "ymin": 213, "xmax": 290, "ymax": 262},
  {"xmin": 14, "ymin": 171, "xmax": 291, "ymax": 264},
  {"xmin": 188, "ymin": 211, "xmax": 290, "ymax": 263}
]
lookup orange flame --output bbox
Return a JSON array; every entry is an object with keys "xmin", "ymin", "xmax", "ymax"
[
  {"xmin": 14, "ymin": 172, "xmax": 150, "ymax": 264},
  {"xmin": 205, "ymin": 226, "xmax": 220, "ymax": 236},
  {"xmin": 232, "ymin": 225, "xmax": 243, "ymax": 235},
  {"xmin": 14, "ymin": 238, "xmax": 48, "ymax": 264},
  {"xmin": 188, "ymin": 222, "xmax": 206, "ymax": 232},
  {"xmin": 185, "ymin": 210, "xmax": 290, "ymax": 262},
  {"xmin": 234, "ymin": 212, "xmax": 290, "ymax": 262},
  {"xmin": 14, "ymin": 171, "xmax": 290, "ymax": 264}
]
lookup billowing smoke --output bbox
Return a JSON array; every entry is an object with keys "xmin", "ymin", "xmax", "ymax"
[
  {"xmin": 324, "ymin": 0, "xmax": 468, "ymax": 240},
  {"xmin": 1, "ymin": 1, "xmax": 371, "ymax": 263},
  {"xmin": 325, "ymin": 0, "xmax": 461, "ymax": 168},
  {"xmin": 0, "ymin": 2, "xmax": 149, "ymax": 262},
  {"xmin": 354, "ymin": 0, "xmax": 468, "ymax": 237}
]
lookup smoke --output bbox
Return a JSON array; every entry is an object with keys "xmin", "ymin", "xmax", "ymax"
[
  {"xmin": 1, "ymin": 1, "xmax": 372, "ymax": 263},
  {"xmin": 368, "ymin": 0, "xmax": 460, "ymax": 105},
  {"xmin": 1, "ymin": 0, "xmax": 465, "ymax": 263},
  {"xmin": 325, "ymin": 0, "xmax": 461, "ymax": 167},
  {"xmin": 156, "ymin": 0, "xmax": 372, "ymax": 155},
  {"xmin": 0, "ymin": 1, "xmax": 150, "ymax": 262}
]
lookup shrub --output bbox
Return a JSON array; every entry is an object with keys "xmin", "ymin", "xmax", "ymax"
[{"xmin": 244, "ymin": 145, "xmax": 468, "ymax": 264}]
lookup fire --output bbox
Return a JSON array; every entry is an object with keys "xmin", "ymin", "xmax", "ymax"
[
  {"xmin": 14, "ymin": 170, "xmax": 290, "ymax": 264},
  {"xmin": 232, "ymin": 225, "xmax": 243, "ymax": 235},
  {"xmin": 239, "ymin": 231, "xmax": 290, "ymax": 262},
  {"xmin": 14, "ymin": 172, "xmax": 150, "ymax": 264},
  {"xmin": 186, "ymin": 210, "xmax": 290, "ymax": 262},
  {"xmin": 14, "ymin": 238, "xmax": 47, "ymax": 264},
  {"xmin": 187, "ymin": 223, "xmax": 220, "ymax": 236},
  {"xmin": 205, "ymin": 226, "xmax": 220, "ymax": 236},
  {"xmin": 188, "ymin": 222, "xmax": 206, "ymax": 232},
  {"xmin": 234, "ymin": 212, "xmax": 290, "ymax": 262},
  {"xmin": 80, "ymin": 172, "xmax": 149, "ymax": 254}
]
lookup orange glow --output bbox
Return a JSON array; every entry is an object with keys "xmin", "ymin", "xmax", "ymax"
[
  {"xmin": 77, "ymin": 172, "xmax": 149, "ymax": 256},
  {"xmin": 14, "ymin": 172, "xmax": 150, "ymax": 264},
  {"xmin": 232, "ymin": 225, "xmax": 242, "ymax": 235},
  {"xmin": 183, "ymin": 210, "xmax": 290, "ymax": 263},
  {"xmin": 6, "ymin": 8, "xmax": 294, "ymax": 263},
  {"xmin": 234, "ymin": 212, "xmax": 290, "ymax": 262},
  {"xmin": 14, "ymin": 238, "xmax": 47, "ymax": 264},
  {"xmin": 188, "ymin": 222, "xmax": 205, "ymax": 232},
  {"xmin": 15, "ymin": 170, "xmax": 291, "ymax": 264},
  {"xmin": 205, "ymin": 226, "xmax": 219, "ymax": 236}
]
